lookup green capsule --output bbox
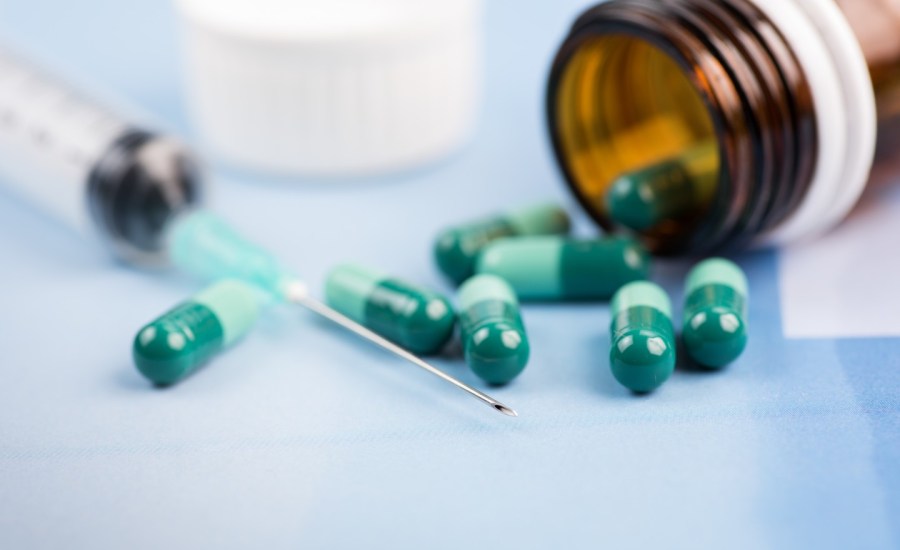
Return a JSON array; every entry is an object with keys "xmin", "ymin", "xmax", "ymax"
[
  {"xmin": 605, "ymin": 143, "xmax": 718, "ymax": 231},
  {"xmin": 458, "ymin": 274, "xmax": 530, "ymax": 385},
  {"xmin": 476, "ymin": 236, "xmax": 649, "ymax": 301},
  {"xmin": 605, "ymin": 159, "xmax": 697, "ymax": 231},
  {"xmin": 682, "ymin": 258, "xmax": 749, "ymax": 368},
  {"xmin": 325, "ymin": 264, "xmax": 456, "ymax": 355},
  {"xmin": 434, "ymin": 203, "xmax": 571, "ymax": 285},
  {"xmin": 133, "ymin": 280, "xmax": 265, "ymax": 385},
  {"xmin": 609, "ymin": 281, "xmax": 676, "ymax": 393}
]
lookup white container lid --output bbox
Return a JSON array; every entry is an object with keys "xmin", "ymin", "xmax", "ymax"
[{"xmin": 175, "ymin": 0, "xmax": 483, "ymax": 177}]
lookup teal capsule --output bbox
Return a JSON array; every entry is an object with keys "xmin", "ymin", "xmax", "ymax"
[
  {"xmin": 476, "ymin": 236, "xmax": 650, "ymax": 301},
  {"xmin": 325, "ymin": 264, "xmax": 456, "ymax": 355},
  {"xmin": 605, "ymin": 143, "xmax": 718, "ymax": 232},
  {"xmin": 682, "ymin": 258, "xmax": 749, "ymax": 368},
  {"xmin": 458, "ymin": 274, "xmax": 530, "ymax": 385},
  {"xmin": 605, "ymin": 159, "xmax": 697, "ymax": 231},
  {"xmin": 609, "ymin": 281, "xmax": 676, "ymax": 393},
  {"xmin": 434, "ymin": 203, "xmax": 571, "ymax": 285},
  {"xmin": 133, "ymin": 280, "xmax": 265, "ymax": 385}
]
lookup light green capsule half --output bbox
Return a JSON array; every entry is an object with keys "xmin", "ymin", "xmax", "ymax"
[
  {"xmin": 133, "ymin": 279, "xmax": 265, "ymax": 385},
  {"xmin": 611, "ymin": 280, "xmax": 672, "ymax": 317},
  {"xmin": 477, "ymin": 236, "xmax": 650, "ymax": 301},
  {"xmin": 505, "ymin": 203, "xmax": 572, "ymax": 235},
  {"xmin": 324, "ymin": 264, "xmax": 387, "ymax": 324},
  {"xmin": 476, "ymin": 237, "xmax": 564, "ymax": 298},
  {"xmin": 683, "ymin": 258, "xmax": 749, "ymax": 368},
  {"xmin": 459, "ymin": 273, "xmax": 518, "ymax": 309},
  {"xmin": 433, "ymin": 203, "xmax": 571, "ymax": 285},
  {"xmin": 458, "ymin": 275, "xmax": 529, "ymax": 385},
  {"xmin": 685, "ymin": 258, "xmax": 748, "ymax": 297},
  {"xmin": 193, "ymin": 280, "xmax": 266, "ymax": 346},
  {"xmin": 609, "ymin": 281, "xmax": 675, "ymax": 393},
  {"xmin": 325, "ymin": 264, "xmax": 456, "ymax": 355}
]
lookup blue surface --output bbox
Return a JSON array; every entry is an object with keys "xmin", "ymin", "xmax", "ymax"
[{"xmin": 0, "ymin": 1, "xmax": 898, "ymax": 548}]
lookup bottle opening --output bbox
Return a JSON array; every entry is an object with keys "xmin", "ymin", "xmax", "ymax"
[{"xmin": 552, "ymin": 34, "xmax": 721, "ymax": 250}]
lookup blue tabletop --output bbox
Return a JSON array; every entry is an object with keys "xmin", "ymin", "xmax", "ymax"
[{"xmin": 0, "ymin": 1, "xmax": 898, "ymax": 548}]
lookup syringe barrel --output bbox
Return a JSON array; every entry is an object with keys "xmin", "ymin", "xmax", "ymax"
[{"xmin": 0, "ymin": 46, "xmax": 203, "ymax": 264}]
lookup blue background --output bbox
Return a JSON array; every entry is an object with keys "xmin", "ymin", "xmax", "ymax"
[{"xmin": 0, "ymin": 1, "xmax": 898, "ymax": 548}]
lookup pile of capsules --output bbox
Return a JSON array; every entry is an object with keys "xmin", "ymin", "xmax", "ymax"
[
  {"xmin": 427, "ymin": 202, "xmax": 749, "ymax": 392},
  {"xmin": 132, "ymin": 202, "xmax": 748, "ymax": 394}
]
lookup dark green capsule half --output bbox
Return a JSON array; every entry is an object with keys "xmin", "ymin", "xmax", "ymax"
[
  {"xmin": 682, "ymin": 258, "xmax": 749, "ymax": 368},
  {"xmin": 434, "ymin": 203, "xmax": 571, "ymax": 285},
  {"xmin": 609, "ymin": 282, "xmax": 675, "ymax": 393},
  {"xmin": 458, "ymin": 275, "xmax": 530, "ymax": 385},
  {"xmin": 133, "ymin": 280, "xmax": 264, "ymax": 385},
  {"xmin": 476, "ymin": 236, "xmax": 650, "ymax": 301},
  {"xmin": 325, "ymin": 264, "xmax": 456, "ymax": 355}
]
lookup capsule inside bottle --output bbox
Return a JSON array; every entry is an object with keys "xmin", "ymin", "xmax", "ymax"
[{"xmin": 605, "ymin": 143, "xmax": 718, "ymax": 233}]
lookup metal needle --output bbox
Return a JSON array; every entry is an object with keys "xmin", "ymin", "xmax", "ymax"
[{"xmin": 284, "ymin": 282, "xmax": 518, "ymax": 417}]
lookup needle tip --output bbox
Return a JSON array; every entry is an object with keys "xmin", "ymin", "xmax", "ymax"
[{"xmin": 494, "ymin": 403, "xmax": 518, "ymax": 417}]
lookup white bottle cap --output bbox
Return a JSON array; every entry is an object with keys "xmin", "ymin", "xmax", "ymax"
[{"xmin": 175, "ymin": 0, "xmax": 483, "ymax": 176}]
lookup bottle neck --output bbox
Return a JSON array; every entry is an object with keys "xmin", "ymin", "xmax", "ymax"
[{"xmin": 548, "ymin": 0, "xmax": 819, "ymax": 254}]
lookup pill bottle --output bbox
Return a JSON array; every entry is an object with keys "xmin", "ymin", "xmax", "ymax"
[{"xmin": 546, "ymin": 0, "xmax": 900, "ymax": 255}]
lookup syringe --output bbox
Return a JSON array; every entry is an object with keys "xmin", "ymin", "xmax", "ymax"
[
  {"xmin": 0, "ymin": 45, "xmax": 517, "ymax": 417},
  {"xmin": 0, "ymin": 47, "xmax": 201, "ymax": 263}
]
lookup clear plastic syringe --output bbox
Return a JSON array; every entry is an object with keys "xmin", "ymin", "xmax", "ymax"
[
  {"xmin": 0, "ymin": 46, "xmax": 516, "ymax": 417},
  {"xmin": 0, "ymin": 47, "xmax": 201, "ymax": 263}
]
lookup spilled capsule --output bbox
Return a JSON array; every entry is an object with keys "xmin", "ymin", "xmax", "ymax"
[
  {"xmin": 609, "ymin": 281, "xmax": 676, "ymax": 393},
  {"xmin": 325, "ymin": 264, "xmax": 456, "ymax": 355},
  {"xmin": 682, "ymin": 258, "xmax": 749, "ymax": 368},
  {"xmin": 458, "ymin": 275, "xmax": 530, "ymax": 385},
  {"xmin": 434, "ymin": 202, "xmax": 571, "ymax": 285},
  {"xmin": 476, "ymin": 236, "xmax": 649, "ymax": 301},
  {"xmin": 133, "ymin": 279, "xmax": 266, "ymax": 385}
]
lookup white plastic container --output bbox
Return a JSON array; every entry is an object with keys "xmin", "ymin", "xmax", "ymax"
[{"xmin": 175, "ymin": 0, "xmax": 483, "ymax": 177}]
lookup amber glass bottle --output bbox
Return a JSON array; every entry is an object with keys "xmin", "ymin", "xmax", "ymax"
[{"xmin": 547, "ymin": 0, "xmax": 900, "ymax": 255}]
